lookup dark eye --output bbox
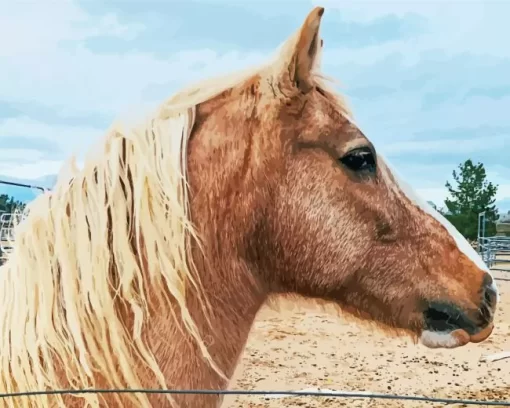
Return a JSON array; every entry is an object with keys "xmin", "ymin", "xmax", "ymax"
[{"xmin": 339, "ymin": 147, "xmax": 376, "ymax": 174}]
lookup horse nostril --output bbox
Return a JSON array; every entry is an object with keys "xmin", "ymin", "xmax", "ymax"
[
  {"xmin": 480, "ymin": 300, "xmax": 493, "ymax": 324},
  {"xmin": 482, "ymin": 272, "xmax": 494, "ymax": 288},
  {"xmin": 423, "ymin": 303, "xmax": 479, "ymax": 335},
  {"xmin": 481, "ymin": 272, "xmax": 497, "ymax": 308},
  {"xmin": 484, "ymin": 287, "xmax": 495, "ymax": 308},
  {"xmin": 480, "ymin": 278, "xmax": 497, "ymax": 324}
]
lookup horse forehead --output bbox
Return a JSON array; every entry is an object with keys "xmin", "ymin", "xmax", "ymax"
[{"xmin": 294, "ymin": 97, "xmax": 358, "ymax": 140}]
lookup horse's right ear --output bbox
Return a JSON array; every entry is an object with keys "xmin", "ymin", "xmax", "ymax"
[{"xmin": 273, "ymin": 7, "xmax": 325, "ymax": 94}]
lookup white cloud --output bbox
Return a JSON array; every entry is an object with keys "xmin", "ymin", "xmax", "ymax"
[
  {"xmin": 0, "ymin": 159, "xmax": 65, "ymax": 180},
  {"xmin": 0, "ymin": 148, "xmax": 45, "ymax": 163},
  {"xmin": 0, "ymin": 0, "xmax": 270, "ymax": 181},
  {"xmin": 0, "ymin": 0, "xmax": 145, "ymax": 57},
  {"xmin": 3, "ymin": 46, "xmax": 267, "ymax": 117},
  {"xmin": 488, "ymin": 175, "xmax": 510, "ymax": 202},
  {"xmin": 381, "ymin": 133, "xmax": 509, "ymax": 156},
  {"xmin": 0, "ymin": 116, "xmax": 103, "ymax": 157},
  {"xmin": 0, "ymin": 116, "xmax": 101, "ymax": 178},
  {"xmin": 0, "ymin": 0, "xmax": 268, "ymax": 117},
  {"xmin": 416, "ymin": 183, "xmax": 510, "ymax": 208},
  {"xmin": 316, "ymin": 0, "xmax": 483, "ymax": 23},
  {"xmin": 1, "ymin": 0, "xmax": 508, "ymax": 204},
  {"xmin": 314, "ymin": 0, "xmax": 510, "ymax": 64}
]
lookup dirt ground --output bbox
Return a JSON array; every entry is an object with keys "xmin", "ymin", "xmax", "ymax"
[{"xmin": 225, "ymin": 269, "xmax": 510, "ymax": 408}]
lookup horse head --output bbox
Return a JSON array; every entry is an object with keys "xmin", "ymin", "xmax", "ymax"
[{"xmin": 187, "ymin": 7, "xmax": 497, "ymax": 351}]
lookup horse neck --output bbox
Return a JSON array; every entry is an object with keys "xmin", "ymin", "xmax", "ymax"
[{"xmin": 148, "ymin": 251, "xmax": 266, "ymax": 394}]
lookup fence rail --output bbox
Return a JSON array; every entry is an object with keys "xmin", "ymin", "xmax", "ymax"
[
  {"xmin": 0, "ymin": 387, "xmax": 508, "ymax": 406},
  {"xmin": 478, "ymin": 236, "xmax": 510, "ymax": 272},
  {"xmin": 0, "ymin": 212, "xmax": 27, "ymax": 261}
]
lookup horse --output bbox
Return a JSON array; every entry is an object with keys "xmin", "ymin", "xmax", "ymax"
[{"xmin": 0, "ymin": 6, "xmax": 499, "ymax": 408}]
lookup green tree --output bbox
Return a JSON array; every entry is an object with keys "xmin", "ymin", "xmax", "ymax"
[
  {"xmin": 444, "ymin": 159, "xmax": 498, "ymax": 240},
  {"xmin": 0, "ymin": 194, "xmax": 25, "ymax": 215}
]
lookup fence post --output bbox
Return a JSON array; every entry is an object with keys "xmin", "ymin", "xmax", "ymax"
[{"xmin": 477, "ymin": 212, "xmax": 486, "ymax": 255}]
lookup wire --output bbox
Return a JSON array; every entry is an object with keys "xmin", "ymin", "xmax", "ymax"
[
  {"xmin": 0, "ymin": 180, "xmax": 46, "ymax": 192},
  {"xmin": 0, "ymin": 388, "xmax": 509, "ymax": 406}
]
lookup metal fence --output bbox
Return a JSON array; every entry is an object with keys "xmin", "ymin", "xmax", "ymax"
[
  {"xmin": 477, "ymin": 211, "xmax": 510, "ymax": 272},
  {"xmin": 0, "ymin": 212, "xmax": 22, "ymax": 260},
  {"xmin": 0, "ymin": 179, "xmax": 47, "ymax": 262},
  {"xmin": 478, "ymin": 236, "xmax": 510, "ymax": 272}
]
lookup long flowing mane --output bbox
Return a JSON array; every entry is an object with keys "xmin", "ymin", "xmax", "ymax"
[
  {"xmin": 0, "ymin": 25, "xmax": 353, "ymax": 406},
  {"xmin": 0, "ymin": 65, "xmax": 272, "ymax": 407}
]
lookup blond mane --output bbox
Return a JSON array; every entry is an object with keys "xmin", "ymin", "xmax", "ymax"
[{"xmin": 0, "ymin": 29, "xmax": 350, "ymax": 407}]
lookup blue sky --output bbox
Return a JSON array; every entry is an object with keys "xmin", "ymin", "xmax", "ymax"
[{"xmin": 1, "ymin": 0, "xmax": 509, "ymax": 211}]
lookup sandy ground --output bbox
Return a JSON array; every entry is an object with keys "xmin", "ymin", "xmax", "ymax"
[{"xmin": 225, "ymin": 268, "xmax": 510, "ymax": 408}]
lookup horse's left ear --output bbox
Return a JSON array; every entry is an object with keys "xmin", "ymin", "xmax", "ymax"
[{"xmin": 274, "ymin": 7, "xmax": 325, "ymax": 94}]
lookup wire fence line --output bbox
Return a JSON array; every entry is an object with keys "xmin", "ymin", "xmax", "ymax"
[
  {"xmin": 0, "ymin": 179, "xmax": 47, "ymax": 193},
  {"xmin": 0, "ymin": 388, "xmax": 509, "ymax": 406}
]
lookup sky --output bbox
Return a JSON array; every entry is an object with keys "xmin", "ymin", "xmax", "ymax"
[{"xmin": 1, "ymin": 0, "xmax": 509, "ymax": 211}]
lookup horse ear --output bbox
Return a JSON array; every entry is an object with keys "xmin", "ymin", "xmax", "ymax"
[{"xmin": 274, "ymin": 7, "xmax": 325, "ymax": 94}]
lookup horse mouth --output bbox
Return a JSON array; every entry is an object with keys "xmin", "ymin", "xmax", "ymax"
[{"xmin": 419, "ymin": 302, "xmax": 494, "ymax": 349}]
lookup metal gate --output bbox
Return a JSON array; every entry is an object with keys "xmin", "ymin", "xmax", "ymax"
[
  {"xmin": 478, "ymin": 236, "xmax": 510, "ymax": 272},
  {"xmin": 0, "ymin": 212, "xmax": 18, "ymax": 259},
  {"xmin": 478, "ymin": 211, "xmax": 510, "ymax": 272},
  {"xmin": 0, "ymin": 179, "xmax": 47, "ymax": 263}
]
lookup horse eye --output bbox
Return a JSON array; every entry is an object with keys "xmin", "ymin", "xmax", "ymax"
[{"xmin": 339, "ymin": 147, "xmax": 376, "ymax": 174}]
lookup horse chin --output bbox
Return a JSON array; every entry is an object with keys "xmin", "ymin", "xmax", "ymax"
[{"xmin": 419, "ymin": 323, "xmax": 494, "ymax": 349}]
